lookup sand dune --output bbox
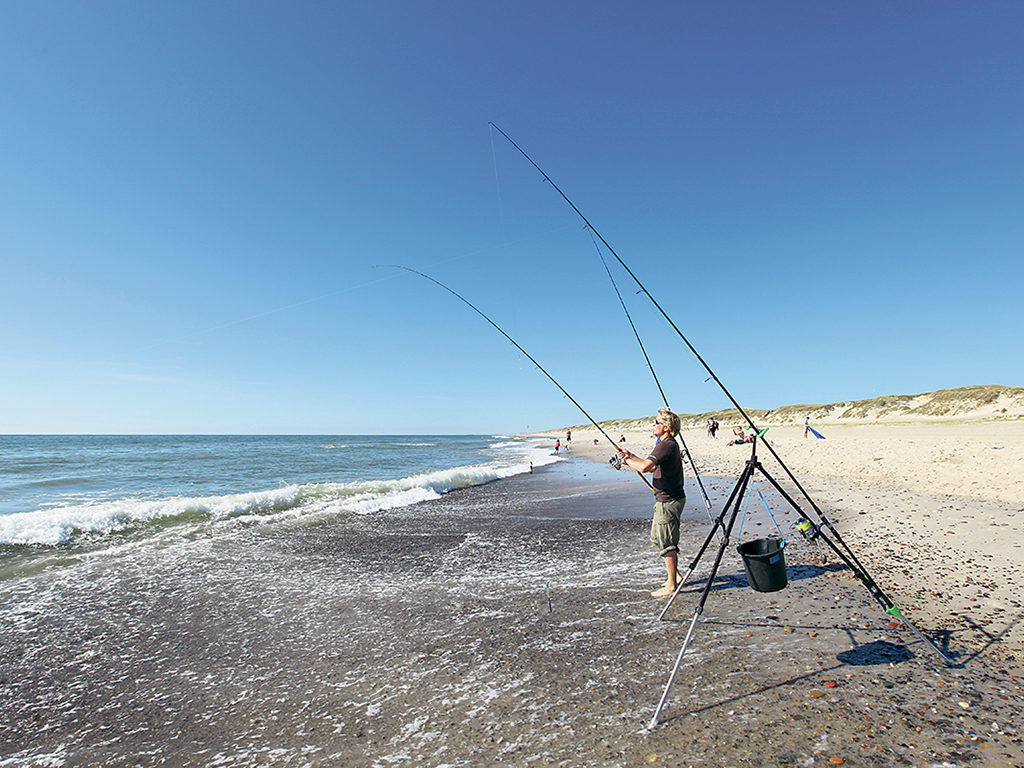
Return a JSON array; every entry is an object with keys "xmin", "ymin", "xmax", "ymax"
[{"xmin": 575, "ymin": 385, "xmax": 1024, "ymax": 432}]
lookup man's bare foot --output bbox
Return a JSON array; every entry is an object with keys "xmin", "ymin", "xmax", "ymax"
[{"xmin": 651, "ymin": 585, "xmax": 675, "ymax": 598}]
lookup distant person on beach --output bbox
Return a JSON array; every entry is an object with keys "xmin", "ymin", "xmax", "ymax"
[
  {"xmin": 727, "ymin": 427, "xmax": 754, "ymax": 446},
  {"xmin": 566, "ymin": 429, "xmax": 571, "ymax": 444},
  {"xmin": 619, "ymin": 434, "xmax": 626, "ymax": 443},
  {"xmin": 554, "ymin": 439, "xmax": 560, "ymax": 454},
  {"xmin": 593, "ymin": 438, "xmax": 599, "ymax": 445},
  {"xmin": 617, "ymin": 407, "xmax": 685, "ymax": 599},
  {"xmin": 804, "ymin": 416, "xmax": 810, "ymax": 438},
  {"xmin": 711, "ymin": 419, "xmax": 719, "ymax": 438}
]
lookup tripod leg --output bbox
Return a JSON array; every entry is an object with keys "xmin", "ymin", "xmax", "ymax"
[
  {"xmin": 658, "ymin": 462, "xmax": 752, "ymax": 621},
  {"xmin": 656, "ymin": 571, "xmax": 687, "ymax": 621},
  {"xmin": 892, "ymin": 608, "xmax": 955, "ymax": 665},
  {"xmin": 648, "ymin": 464, "xmax": 753, "ymax": 727},
  {"xmin": 648, "ymin": 608, "xmax": 701, "ymax": 729}
]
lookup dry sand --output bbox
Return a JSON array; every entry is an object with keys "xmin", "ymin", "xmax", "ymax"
[{"xmin": 558, "ymin": 419, "xmax": 1024, "ymax": 656}]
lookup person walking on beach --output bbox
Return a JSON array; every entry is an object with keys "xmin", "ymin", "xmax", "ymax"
[
  {"xmin": 804, "ymin": 416, "xmax": 810, "ymax": 438},
  {"xmin": 617, "ymin": 407, "xmax": 685, "ymax": 598}
]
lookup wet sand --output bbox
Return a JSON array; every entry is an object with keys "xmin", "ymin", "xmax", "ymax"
[{"xmin": 2, "ymin": 457, "xmax": 1023, "ymax": 766}]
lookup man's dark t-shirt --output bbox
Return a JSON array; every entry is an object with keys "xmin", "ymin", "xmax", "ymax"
[{"xmin": 648, "ymin": 438, "xmax": 685, "ymax": 503}]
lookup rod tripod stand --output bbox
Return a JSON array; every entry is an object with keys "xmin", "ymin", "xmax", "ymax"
[{"xmin": 648, "ymin": 437, "xmax": 953, "ymax": 730}]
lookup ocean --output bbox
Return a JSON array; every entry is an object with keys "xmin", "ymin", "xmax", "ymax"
[
  {"xmin": 0, "ymin": 434, "xmax": 559, "ymax": 579},
  {"xmin": 3, "ymin": 437, "xmax": 1019, "ymax": 766}
]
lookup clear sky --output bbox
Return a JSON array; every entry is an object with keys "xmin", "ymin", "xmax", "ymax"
[{"xmin": 2, "ymin": 2, "xmax": 1022, "ymax": 434}]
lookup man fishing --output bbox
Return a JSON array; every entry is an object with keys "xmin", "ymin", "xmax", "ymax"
[{"xmin": 617, "ymin": 407, "xmax": 685, "ymax": 598}]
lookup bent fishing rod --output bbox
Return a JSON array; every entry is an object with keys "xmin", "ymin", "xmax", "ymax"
[
  {"xmin": 489, "ymin": 121, "xmax": 857, "ymax": 548},
  {"xmin": 590, "ymin": 233, "xmax": 715, "ymax": 520},
  {"xmin": 489, "ymin": 123, "xmax": 949, "ymax": 659},
  {"xmin": 386, "ymin": 265, "xmax": 655, "ymax": 493}
]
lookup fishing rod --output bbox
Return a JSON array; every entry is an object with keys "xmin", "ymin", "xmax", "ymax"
[
  {"xmin": 589, "ymin": 231, "xmax": 724, "ymax": 617},
  {"xmin": 387, "ymin": 265, "xmax": 655, "ymax": 493},
  {"xmin": 488, "ymin": 123, "xmax": 952, "ymax": 664},
  {"xmin": 589, "ymin": 232, "xmax": 715, "ymax": 521},
  {"xmin": 488, "ymin": 121, "xmax": 865, "ymax": 562}
]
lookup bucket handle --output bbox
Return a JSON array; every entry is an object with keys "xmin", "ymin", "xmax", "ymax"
[
  {"xmin": 736, "ymin": 483, "xmax": 787, "ymax": 547},
  {"xmin": 736, "ymin": 486, "xmax": 755, "ymax": 542}
]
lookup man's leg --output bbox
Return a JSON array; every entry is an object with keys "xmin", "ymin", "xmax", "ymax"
[
  {"xmin": 665, "ymin": 551, "xmax": 679, "ymax": 586},
  {"xmin": 651, "ymin": 499, "xmax": 683, "ymax": 597},
  {"xmin": 652, "ymin": 552, "xmax": 679, "ymax": 598}
]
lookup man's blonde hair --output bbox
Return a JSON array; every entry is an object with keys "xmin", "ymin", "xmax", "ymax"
[{"xmin": 658, "ymin": 407, "xmax": 681, "ymax": 437}]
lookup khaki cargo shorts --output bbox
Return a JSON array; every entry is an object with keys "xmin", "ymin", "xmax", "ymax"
[{"xmin": 650, "ymin": 497, "xmax": 685, "ymax": 556}]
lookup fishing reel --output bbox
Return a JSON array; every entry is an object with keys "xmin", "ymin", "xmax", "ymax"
[
  {"xmin": 608, "ymin": 454, "xmax": 623, "ymax": 470},
  {"xmin": 795, "ymin": 519, "xmax": 820, "ymax": 541}
]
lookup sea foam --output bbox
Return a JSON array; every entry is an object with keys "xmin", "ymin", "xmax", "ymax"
[{"xmin": 0, "ymin": 440, "xmax": 559, "ymax": 547}]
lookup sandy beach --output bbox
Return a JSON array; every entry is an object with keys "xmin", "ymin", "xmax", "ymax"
[
  {"xmin": 3, "ymin": 422, "xmax": 1023, "ymax": 766},
  {"xmin": 559, "ymin": 419, "xmax": 1024, "ymax": 660}
]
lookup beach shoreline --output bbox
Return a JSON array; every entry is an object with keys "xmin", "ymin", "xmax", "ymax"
[
  {"xmin": 2, "ymin": 430, "xmax": 1024, "ymax": 765},
  {"xmin": 549, "ymin": 420, "xmax": 1024, "ymax": 660}
]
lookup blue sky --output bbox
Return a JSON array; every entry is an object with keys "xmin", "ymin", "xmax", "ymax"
[{"xmin": 2, "ymin": 2, "xmax": 1022, "ymax": 434}]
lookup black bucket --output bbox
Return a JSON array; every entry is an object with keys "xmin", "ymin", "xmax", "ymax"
[{"xmin": 737, "ymin": 537, "xmax": 788, "ymax": 592}]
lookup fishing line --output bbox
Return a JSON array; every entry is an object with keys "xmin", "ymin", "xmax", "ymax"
[
  {"xmin": 385, "ymin": 264, "xmax": 655, "ymax": 493},
  {"xmin": 488, "ymin": 124, "xmax": 506, "ymax": 238}
]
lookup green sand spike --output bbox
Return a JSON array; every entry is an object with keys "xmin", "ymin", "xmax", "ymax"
[{"xmin": 886, "ymin": 605, "xmax": 903, "ymax": 617}]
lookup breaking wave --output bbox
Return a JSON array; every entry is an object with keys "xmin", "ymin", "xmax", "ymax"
[{"xmin": 0, "ymin": 440, "xmax": 560, "ymax": 547}]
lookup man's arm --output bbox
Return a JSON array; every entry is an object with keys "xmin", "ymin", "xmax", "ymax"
[{"xmin": 618, "ymin": 448, "xmax": 656, "ymax": 474}]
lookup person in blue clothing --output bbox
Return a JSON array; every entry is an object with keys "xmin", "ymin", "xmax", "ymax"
[{"xmin": 617, "ymin": 408, "xmax": 685, "ymax": 598}]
